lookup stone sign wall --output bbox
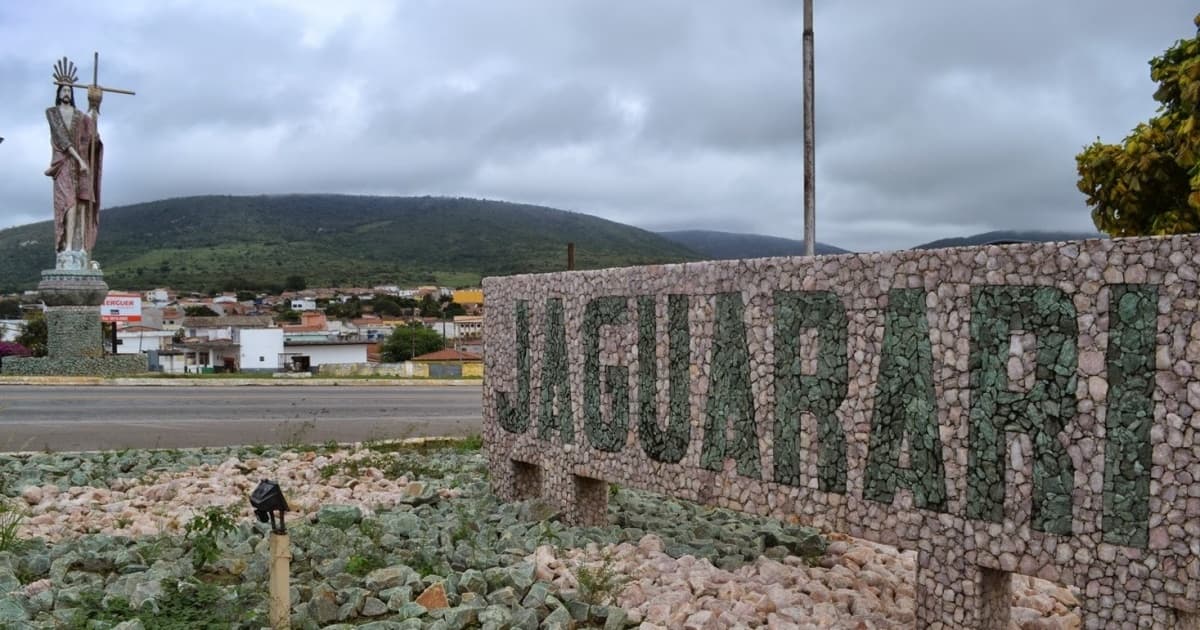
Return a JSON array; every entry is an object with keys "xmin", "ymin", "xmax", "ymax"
[{"xmin": 482, "ymin": 235, "xmax": 1200, "ymax": 630}]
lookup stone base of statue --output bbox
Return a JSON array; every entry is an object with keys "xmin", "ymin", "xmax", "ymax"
[{"xmin": 1, "ymin": 265, "xmax": 146, "ymax": 376}]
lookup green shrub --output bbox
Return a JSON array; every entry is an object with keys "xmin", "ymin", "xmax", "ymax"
[{"xmin": 185, "ymin": 505, "xmax": 239, "ymax": 569}]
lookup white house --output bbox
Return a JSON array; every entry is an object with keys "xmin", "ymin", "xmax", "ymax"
[
  {"xmin": 290, "ymin": 298, "xmax": 318, "ymax": 311},
  {"xmin": 115, "ymin": 326, "xmax": 176, "ymax": 355},
  {"xmin": 236, "ymin": 327, "xmax": 284, "ymax": 372},
  {"xmin": 281, "ymin": 340, "xmax": 371, "ymax": 371},
  {"xmin": 143, "ymin": 288, "xmax": 172, "ymax": 307}
]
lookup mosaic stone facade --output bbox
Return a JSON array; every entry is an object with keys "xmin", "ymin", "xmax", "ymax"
[
  {"xmin": 483, "ymin": 235, "xmax": 1200, "ymax": 630},
  {"xmin": 1, "ymin": 305, "xmax": 145, "ymax": 376}
]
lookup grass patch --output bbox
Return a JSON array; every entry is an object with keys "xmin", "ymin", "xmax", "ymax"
[
  {"xmin": 68, "ymin": 578, "xmax": 264, "ymax": 630},
  {"xmin": 0, "ymin": 498, "xmax": 25, "ymax": 552},
  {"xmin": 363, "ymin": 435, "xmax": 482, "ymax": 455}
]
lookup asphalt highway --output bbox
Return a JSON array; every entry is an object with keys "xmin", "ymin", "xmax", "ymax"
[{"xmin": 0, "ymin": 384, "xmax": 483, "ymax": 452}]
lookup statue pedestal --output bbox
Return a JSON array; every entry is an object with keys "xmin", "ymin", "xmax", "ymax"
[{"xmin": 0, "ymin": 268, "xmax": 146, "ymax": 376}]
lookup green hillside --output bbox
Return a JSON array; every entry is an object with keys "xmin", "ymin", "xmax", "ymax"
[{"xmin": 0, "ymin": 195, "xmax": 701, "ymax": 292}]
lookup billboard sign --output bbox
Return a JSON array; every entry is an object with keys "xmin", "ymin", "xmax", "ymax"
[{"xmin": 101, "ymin": 292, "xmax": 142, "ymax": 323}]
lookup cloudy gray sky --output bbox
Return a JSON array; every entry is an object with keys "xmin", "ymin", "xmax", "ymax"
[{"xmin": 0, "ymin": 1, "xmax": 1195, "ymax": 252}]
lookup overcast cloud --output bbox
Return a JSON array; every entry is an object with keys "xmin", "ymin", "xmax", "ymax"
[{"xmin": 0, "ymin": 1, "xmax": 1195, "ymax": 252}]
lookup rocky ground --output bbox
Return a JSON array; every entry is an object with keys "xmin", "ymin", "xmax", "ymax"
[{"xmin": 0, "ymin": 441, "xmax": 1082, "ymax": 629}]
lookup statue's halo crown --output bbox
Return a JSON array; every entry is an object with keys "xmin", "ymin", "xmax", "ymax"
[{"xmin": 52, "ymin": 57, "xmax": 78, "ymax": 86}]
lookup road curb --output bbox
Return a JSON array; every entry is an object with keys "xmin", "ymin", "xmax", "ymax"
[{"xmin": 0, "ymin": 376, "xmax": 481, "ymax": 387}]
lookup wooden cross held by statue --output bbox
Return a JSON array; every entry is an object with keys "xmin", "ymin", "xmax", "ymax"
[{"xmin": 53, "ymin": 52, "xmax": 136, "ymax": 99}]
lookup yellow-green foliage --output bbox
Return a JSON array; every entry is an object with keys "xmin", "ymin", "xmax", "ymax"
[{"xmin": 1077, "ymin": 13, "xmax": 1200, "ymax": 236}]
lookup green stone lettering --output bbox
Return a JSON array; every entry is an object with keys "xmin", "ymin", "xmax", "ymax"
[
  {"xmin": 637, "ymin": 295, "xmax": 691, "ymax": 463},
  {"xmin": 583, "ymin": 296, "xmax": 630, "ymax": 452},
  {"xmin": 966, "ymin": 286, "xmax": 1077, "ymax": 534},
  {"xmin": 496, "ymin": 300, "xmax": 531, "ymax": 433},
  {"xmin": 538, "ymin": 298, "xmax": 573, "ymax": 443},
  {"xmin": 772, "ymin": 290, "xmax": 848, "ymax": 493},
  {"xmin": 863, "ymin": 289, "xmax": 947, "ymax": 511},
  {"xmin": 701, "ymin": 293, "xmax": 762, "ymax": 479},
  {"xmin": 1102, "ymin": 285, "xmax": 1156, "ymax": 547}
]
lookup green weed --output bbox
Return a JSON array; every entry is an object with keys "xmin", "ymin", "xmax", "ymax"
[
  {"xmin": 0, "ymin": 499, "xmax": 25, "ymax": 552},
  {"xmin": 573, "ymin": 553, "xmax": 627, "ymax": 606},
  {"xmin": 184, "ymin": 505, "xmax": 238, "ymax": 570}
]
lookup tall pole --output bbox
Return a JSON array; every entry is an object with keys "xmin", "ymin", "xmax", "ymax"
[{"xmin": 803, "ymin": 0, "xmax": 816, "ymax": 257}]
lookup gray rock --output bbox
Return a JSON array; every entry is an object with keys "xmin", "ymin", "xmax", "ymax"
[
  {"xmin": 384, "ymin": 586, "xmax": 414, "ymax": 611},
  {"xmin": 27, "ymin": 588, "xmax": 53, "ymax": 614},
  {"xmin": 340, "ymin": 586, "xmax": 368, "ymax": 616},
  {"xmin": 380, "ymin": 513, "xmax": 422, "ymax": 537},
  {"xmin": 479, "ymin": 604, "xmax": 513, "ymax": 630},
  {"xmin": 603, "ymin": 606, "xmax": 629, "ymax": 630},
  {"xmin": 53, "ymin": 585, "xmax": 86, "ymax": 609},
  {"xmin": 394, "ymin": 601, "xmax": 426, "ymax": 620},
  {"xmin": 316, "ymin": 557, "xmax": 348, "ymax": 578},
  {"xmin": 541, "ymin": 605, "xmax": 572, "ymax": 629},
  {"xmin": 112, "ymin": 620, "xmax": 146, "ymax": 630},
  {"xmin": 366, "ymin": 565, "xmax": 416, "ymax": 591},
  {"xmin": 329, "ymin": 572, "xmax": 358, "ymax": 590},
  {"xmin": 20, "ymin": 554, "xmax": 50, "ymax": 579},
  {"xmin": 442, "ymin": 605, "xmax": 479, "ymax": 630},
  {"xmin": 563, "ymin": 597, "xmax": 590, "ymax": 622},
  {"xmin": 0, "ymin": 596, "xmax": 29, "ymax": 623},
  {"xmin": 49, "ymin": 552, "xmax": 80, "ymax": 582},
  {"xmin": 458, "ymin": 568, "xmax": 487, "ymax": 594},
  {"xmin": 358, "ymin": 622, "xmax": 406, "ymax": 630},
  {"xmin": 398, "ymin": 485, "xmax": 439, "ymax": 507},
  {"xmin": 310, "ymin": 583, "xmax": 340, "ymax": 625},
  {"xmin": 361, "ymin": 597, "xmax": 388, "ymax": 617},
  {"xmin": 511, "ymin": 606, "xmax": 540, "ymax": 630},
  {"xmin": 510, "ymin": 563, "xmax": 537, "ymax": 593},
  {"xmin": 521, "ymin": 581, "xmax": 551, "ymax": 608},
  {"xmin": 486, "ymin": 586, "xmax": 519, "ymax": 608},
  {"xmin": 316, "ymin": 505, "xmax": 363, "ymax": 530},
  {"xmin": 458, "ymin": 591, "xmax": 485, "ymax": 609},
  {"xmin": 0, "ymin": 567, "xmax": 19, "ymax": 594}
]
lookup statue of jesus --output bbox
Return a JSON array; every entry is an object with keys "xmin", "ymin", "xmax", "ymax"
[{"xmin": 45, "ymin": 58, "xmax": 103, "ymax": 270}]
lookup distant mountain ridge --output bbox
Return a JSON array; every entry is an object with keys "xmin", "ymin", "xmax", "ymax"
[
  {"xmin": 0, "ymin": 195, "xmax": 700, "ymax": 292},
  {"xmin": 0, "ymin": 194, "xmax": 1110, "ymax": 293},
  {"xmin": 657, "ymin": 230, "xmax": 850, "ymax": 259},
  {"xmin": 912, "ymin": 229, "xmax": 1104, "ymax": 250}
]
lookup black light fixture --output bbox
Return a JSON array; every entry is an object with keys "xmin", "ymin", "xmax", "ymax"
[{"xmin": 250, "ymin": 479, "xmax": 289, "ymax": 534}]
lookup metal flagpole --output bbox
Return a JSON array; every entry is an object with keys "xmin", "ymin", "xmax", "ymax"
[{"xmin": 803, "ymin": 0, "xmax": 816, "ymax": 257}]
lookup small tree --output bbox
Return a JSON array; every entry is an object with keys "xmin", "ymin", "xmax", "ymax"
[
  {"xmin": 1077, "ymin": 13, "xmax": 1200, "ymax": 235},
  {"xmin": 15, "ymin": 313, "xmax": 47, "ymax": 357},
  {"xmin": 184, "ymin": 305, "xmax": 220, "ymax": 317},
  {"xmin": 381, "ymin": 322, "xmax": 445, "ymax": 362},
  {"xmin": 372, "ymin": 296, "xmax": 403, "ymax": 317},
  {"xmin": 284, "ymin": 275, "xmax": 307, "ymax": 291},
  {"xmin": 418, "ymin": 295, "xmax": 441, "ymax": 318}
]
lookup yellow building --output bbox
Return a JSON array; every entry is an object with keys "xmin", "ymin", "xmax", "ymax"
[{"xmin": 452, "ymin": 289, "xmax": 484, "ymax": 306}]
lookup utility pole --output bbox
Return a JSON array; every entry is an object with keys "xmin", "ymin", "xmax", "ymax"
[{"xmin": 803, "ymin": 0, "xmax": 816, "ymax": 257}]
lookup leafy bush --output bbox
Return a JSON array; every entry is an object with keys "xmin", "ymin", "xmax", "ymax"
[
  {"xmin": 185, "ymin": 505, "xmax": 239, "ymax": 569},
  {"xmin": 14, "ymin": 314, "xmax": 46, "ymax": 357}
]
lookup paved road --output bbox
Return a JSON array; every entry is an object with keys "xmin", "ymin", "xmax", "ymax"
[{"xmin": 0, "ymin": 385, "xmax": 483, "ymax": 452}]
